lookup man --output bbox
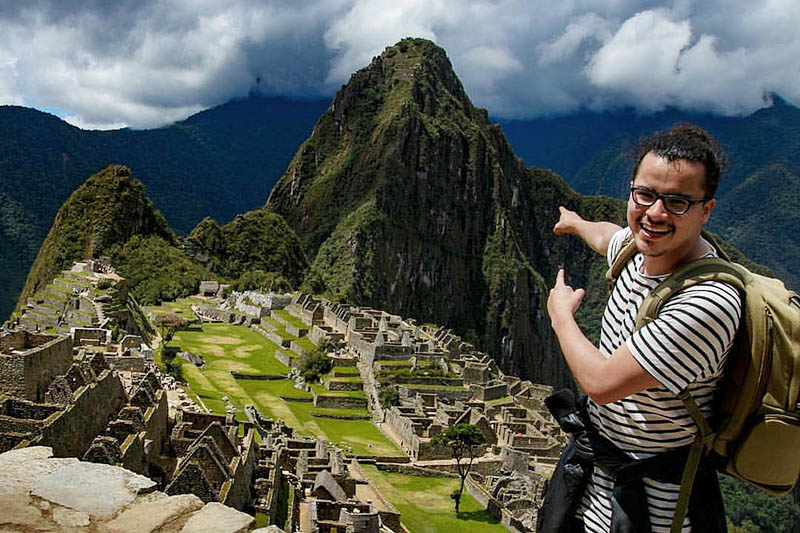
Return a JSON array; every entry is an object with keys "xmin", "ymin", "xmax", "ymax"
[{"xmin": 543, "ymin": 124, "xmax": 742, "ymax": 532}]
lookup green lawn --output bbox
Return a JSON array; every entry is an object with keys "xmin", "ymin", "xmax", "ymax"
[
  {"xmin": 262, "ymin": 315, "xmax": 314, "ymax": 352},
  {"xmin": 360, "ymin": 465, "xmax": 505, "ymax": 533},
  {"xmin": 145, "ymin": 296, "xmax": 204, "ymax": 320},
  {"xmin": 272, "ymin": 309, "xmax": 310, "ymax": 330},
  {"xmin": 171, "ymin": 323, "xmax": 403, "ymax": 457}
]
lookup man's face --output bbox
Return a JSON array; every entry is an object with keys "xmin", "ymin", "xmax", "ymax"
[{"xmin": 627, "ymin": 152, "xmax": 716, "ymax": 275}]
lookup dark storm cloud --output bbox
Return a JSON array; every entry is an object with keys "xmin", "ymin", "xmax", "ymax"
[{"xmin": 1, "ymin": 0, "xmax": 797, "ymax": 129}]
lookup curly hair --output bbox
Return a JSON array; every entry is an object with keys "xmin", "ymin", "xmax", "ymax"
[{"xmin": 632, "ymin": 123, "xmax": 726, "ymax": 198}]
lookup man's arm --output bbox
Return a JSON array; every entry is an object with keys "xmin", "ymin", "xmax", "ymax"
[
  {"xmin": 547, "ymin": 269, "xmax": 659, "ymax": 404},
  {"xmin": 553, "ymin": 206, "xmax": 621, "ymax": 257}
]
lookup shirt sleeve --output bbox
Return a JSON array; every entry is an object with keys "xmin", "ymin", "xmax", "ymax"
[
  {"xmin": 606, "ymin": 227, "xmax": 632, "ymax": 267},
  {"xmin": 625, "ymin": 280, "xmax": 743, "ymax": 394}
]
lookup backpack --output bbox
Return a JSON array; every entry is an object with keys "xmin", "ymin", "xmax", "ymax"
[{"xmin": 607, "ymin": 231, "xmax": 800, "ymax": 531}]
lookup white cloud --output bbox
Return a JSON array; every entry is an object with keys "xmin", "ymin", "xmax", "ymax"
[{"xmin": 0, "ymin": 1, "xmax": 798, "ymax": 128}]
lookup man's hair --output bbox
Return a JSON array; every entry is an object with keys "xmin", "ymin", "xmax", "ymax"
[{"xmin": 632, "ymin": 123, "xmax": 726, "ymax": 198}]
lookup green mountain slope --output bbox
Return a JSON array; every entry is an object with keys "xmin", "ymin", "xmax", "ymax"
[
  {"xmin": 187, "ymin": 209, "xmax": 309, "ymax": 287},
  {"xmin": 15, "ymin": 165, "xmax": 175, "ymax": 311},
  {"xmin": 267, "ymin": 38, "xmax": 625, "ymax": 386},
  {"xmin": 0, "ymin": 96, "xmax": 327, "ymax": 320}
]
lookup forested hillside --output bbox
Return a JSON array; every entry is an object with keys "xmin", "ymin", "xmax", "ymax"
[{"xmin": 0, "ymin": 96, "xmax": 327, "ymax": 320}]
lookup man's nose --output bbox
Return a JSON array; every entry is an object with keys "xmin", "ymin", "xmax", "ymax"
[{"xmin": 646, "ymin": 198, "xmax": 670, "ymax": 218}]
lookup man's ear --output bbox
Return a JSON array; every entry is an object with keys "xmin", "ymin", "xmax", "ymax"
[{"xmin": 701, "ymin": 198, "xmax": 716, "ymax": 224}]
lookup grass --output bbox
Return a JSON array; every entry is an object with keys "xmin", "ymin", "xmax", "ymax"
[
  {"xmin": 485, "ymin": 396, "xmax": 515, "ymax": 407},
  {"xmin": 145, "ymin": 296, "xmax": 203, "ymax": 319},
  {"xmin": 171, "ymin": 323, "xmax": 403, "ymax": 457},
  {"xmin": 272, "ymin": 309, "xmax": 310, "ymax": 330},
  {"xmin": 360, "ymin": 465, "xmax": 505, "ymax": 533},
  {"xmin": 402, "ymin": 384, "xmax": 468, "ymax": 391}
]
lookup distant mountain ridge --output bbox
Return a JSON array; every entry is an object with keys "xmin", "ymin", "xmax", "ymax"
[{"xmin": 498, "ymin": 96, "xmax": 800, "ymax": 289}]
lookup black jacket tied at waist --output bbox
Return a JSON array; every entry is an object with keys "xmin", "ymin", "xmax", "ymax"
[{"xmin": 536, "ymin": 389, "xmax": 726, "ymax": 533}]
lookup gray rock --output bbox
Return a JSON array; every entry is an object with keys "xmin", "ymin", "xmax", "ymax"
[
  {"xmin": 32, "ymin": 461, "xmax": 156, "ymax": 519},
  {"xmin": 0, "ymin": 446, "xmax": 78, "ymax": 495},
  {"xmin": 181, "ymin": 502, "xmax": 255, "ymax": 533},
  {"xmin": 106, "ymin": 493, "xmax": 204, "ymax": 533}
]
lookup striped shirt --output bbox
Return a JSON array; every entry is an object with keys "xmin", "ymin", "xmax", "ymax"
[{"xmin": 579, "ymin": 227, "xmax": 742, "ymax": 532}]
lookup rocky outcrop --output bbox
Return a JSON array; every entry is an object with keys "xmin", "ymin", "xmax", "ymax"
[
  {"xmin": 267, "ymin": 38, "xmax": 624, "ymax": 387},
  {"xmin": 0, "ymin": 446, "xmax": 277, "ymax": 533}
]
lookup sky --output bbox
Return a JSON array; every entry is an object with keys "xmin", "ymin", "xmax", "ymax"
[{"xmin": 1, "ymin": 0, "xmax": 798, "ymax": 130}]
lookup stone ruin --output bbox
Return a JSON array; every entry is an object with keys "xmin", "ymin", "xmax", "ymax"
[
  {"xmin": 3, "ymin": 279, "xmax": 569, "ymax": 531},
  {"xmin": 0, "ymin": 327, "xmax": 267, "ymax": 521},
  {"xmin": 0, "ymin": 445, "xmax": 271, "ymax": 533},
  {"xmin": 14, "ymin": 261, "xmax": 138, "ymax": 338}
]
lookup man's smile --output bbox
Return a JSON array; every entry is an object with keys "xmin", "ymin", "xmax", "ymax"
[{"xmin": 638, "ymin": 220, "xmax": 672, "ymax": 238}]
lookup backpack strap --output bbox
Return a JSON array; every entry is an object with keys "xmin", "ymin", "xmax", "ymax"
[
  {"xmin": 634, "ymin": 257, "xmax": 747, "ymax": 329},
  {"xmin": 634, "ymin": 252, "xmax": 746, "ymax": 533},
  {"xmin": 605, "ymin": 234, "xmax": 637, "ymax": 294},
  {"xmin": 604, "ymin": 229, "xmax": 744, "ymax": 531},
  {"xmin": 671, "ymin": 390, "xmax": 716, "ymax": 533}
]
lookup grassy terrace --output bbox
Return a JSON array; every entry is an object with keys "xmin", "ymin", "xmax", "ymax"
[
  {"xmin": 485, "ymin": 396, "xmax": 515, "ymax": 408},
  {"xmin": 261, "ymin": 315, "xmax": 315, "ymax": 353},
  {"xmin": 361, "ymin": 465, "xmax": 505, "ymax": 533},
  {"xmin": 332, "ymin": 366, "xmax": 361, "ymax": 377},
  {"xmin": 145, "ymin": 297, "xmax": 203, "ymax": 320},
  {"xmin": 271, "ymin": 309, "xmax": 309, "ymax": 330},
  {"xmin": 169, "ymin": 323, "xmax": 402, "ymax": 457},
  {"xmin": 310, "ymin": 383, "xmax": 366, "ymax": 399},
  {"xmin": 401, "ymin": 383, "xmax": 467, "ymax": 391}
]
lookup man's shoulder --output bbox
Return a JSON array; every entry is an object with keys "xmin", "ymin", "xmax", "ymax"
[{"xmin": 607, "ymin": 227, "xmax": 633, "ymax": 266}]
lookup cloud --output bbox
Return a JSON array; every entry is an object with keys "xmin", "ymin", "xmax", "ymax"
[{"xmin": 0, "ymin": 1, "xmax": 798, "ymax": 128}]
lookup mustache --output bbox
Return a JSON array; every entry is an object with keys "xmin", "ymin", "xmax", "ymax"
[{"xmin": 638, "ymin": 217, "xmax": 672, "ymax": 229}]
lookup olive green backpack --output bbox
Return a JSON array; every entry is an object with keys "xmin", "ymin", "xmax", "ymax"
[{"xmin": 607, "ymin": 232, "xmax": 800, "ymax": 532}]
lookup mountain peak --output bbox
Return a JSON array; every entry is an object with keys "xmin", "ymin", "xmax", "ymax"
[{"xmin": 15, "ymin": 165, "xmax": 173, "ymax": 312}]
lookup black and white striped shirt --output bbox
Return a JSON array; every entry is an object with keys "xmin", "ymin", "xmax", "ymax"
[{"xmin": 579, "ymin": 227, "xmax": 742, "ymax": 532}]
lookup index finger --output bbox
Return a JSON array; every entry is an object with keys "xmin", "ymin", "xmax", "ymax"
[{"xmin": 555, "ymin": 268, "xmax": 565, "ymax": 287}]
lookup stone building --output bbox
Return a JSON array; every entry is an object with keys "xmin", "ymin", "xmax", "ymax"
[{"xmin": 0, "ymin": 331, "xmax": 73, "ymax": 402}]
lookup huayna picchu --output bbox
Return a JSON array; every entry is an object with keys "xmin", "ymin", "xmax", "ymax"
[{"xmin": 267, "ymin": 38, "xmax": 624, "ymax": 386}]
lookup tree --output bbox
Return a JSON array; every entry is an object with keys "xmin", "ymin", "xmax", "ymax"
[
  {"xmin": 431, "ymin": 423, "xmax": 486, "ymax": 514},
  {"xmin": 154, "ymin": 313, "xmax": 186, "ymax": 342},
  {"xmin": 299, "ymin": 346, "xmax": 333, "ymax": 383}
]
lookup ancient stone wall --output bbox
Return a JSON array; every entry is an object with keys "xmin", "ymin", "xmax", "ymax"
[
  {"xmin": 104, "ymin": 354, "xmax": 146, "ymax": 372},
  {"xmin": 471, "ymin": 382, "xmax": 508, "ymax": 401},
  {"xmin": 0, "ymin": 333, "xmax": 73, "ymax": 402},
  {"xmin": 222, "ymin": 427, "xmax": 258, "ymax": 511},
  {"xmin": 312, "ymin": 393, "xmax": 367, "ymax": 410},
  {"xmin": 143, "ymin": 388, "xmax": 169, "ymax": 460},
  {"xmin": 398, "ymin": 385, "xmax": 471, "ymax": 402},
  {"xmin": 37, "ymin": 369, "xmax": 127, "ymax": 457},
  {"xmin": 310, "ymin": 325, "xmax": 345, "ymax": 346},
  {"xmin": 289, "ymin": 340, "xmax": 310, "ymax": 355},
  {"xmin": 253, "ymin": 323, "xmax": 292, "ymax": 348},
  {"xmin": 72, "ymin": 328, "xmax": 111, "ymax": 346}
]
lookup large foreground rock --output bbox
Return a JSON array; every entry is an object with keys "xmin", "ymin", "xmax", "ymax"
[{"xmin": 0, "ymin": 446, "xmax": 280, "ymax": 533}]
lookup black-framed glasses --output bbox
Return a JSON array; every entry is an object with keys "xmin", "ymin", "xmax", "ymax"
[{"xmin": 629, "ymin": 185, "xmax": 709, "ymax": 215}]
